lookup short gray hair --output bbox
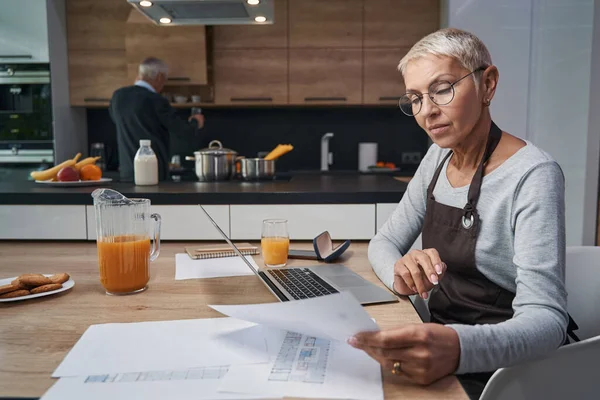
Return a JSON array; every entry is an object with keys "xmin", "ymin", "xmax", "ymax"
[
  {"xmin": 398, "ymin": 28, "xmax": 492, "ymax": 77},
  {"xmin": 138, "ymin": 57, "xmax": 168, "ymax": 79}
]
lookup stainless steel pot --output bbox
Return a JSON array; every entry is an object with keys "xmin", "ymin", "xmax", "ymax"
[
  {"xmin": 185, "ymin": 140, "xmax": 238, "ymax": 181},
  {"xmin": 238, "ymin": 158, "xmax": 276, "ymax": 181}
]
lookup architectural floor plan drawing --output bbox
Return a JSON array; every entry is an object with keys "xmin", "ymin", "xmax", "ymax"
[
  {"xmin": 268, "ymin": 332, "xmax": 330, "ymax": 384},
  {"xmin": 84, "ymin": 366, "xmax": 230, "ymax": 384}
]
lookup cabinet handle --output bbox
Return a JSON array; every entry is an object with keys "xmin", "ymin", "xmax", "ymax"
[
  {"xmin": 0, "ymin": 55, "xmax": 33, "ymax": 59},
  {"xmin": 84, "ymin": 98, "xmax": 110, "ymax": 102},
  {"xmin": 167, "ymin": 77, "xmax": 191, "ymax": 81},
  {"xmin": 379, "ymin": 96, "xmax": 402, "ymax": 101},
  {"xmin": 230, "ymin": 97, "xmax": 273, "ymax": 102},
  {"xmin": 304, "ymin": 97, "xmax": 347, "ymax": 102}
]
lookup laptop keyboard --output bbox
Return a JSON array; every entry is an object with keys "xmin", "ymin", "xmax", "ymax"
[{"xmin": 268, "ymin": 268, "xmax": 339, "ymax": 300}]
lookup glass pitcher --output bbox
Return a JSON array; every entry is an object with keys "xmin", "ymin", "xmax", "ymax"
[{"xmin": 92, "ymin": 189, "xmax": 161, "ymax": 295}]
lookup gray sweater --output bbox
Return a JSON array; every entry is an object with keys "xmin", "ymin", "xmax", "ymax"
[{"xmin": 368, "ymin": 141, "xmax": 569, "ymax": 374}]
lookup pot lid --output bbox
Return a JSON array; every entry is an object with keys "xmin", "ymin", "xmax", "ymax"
[{"xmin": 195, "ymin": 140, "xmax": 237, "ymax": 156}]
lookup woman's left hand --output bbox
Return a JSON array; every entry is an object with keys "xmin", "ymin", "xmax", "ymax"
[{"xmin": 348, "ymin": 324, "xmax": 461, "ymax": 385}]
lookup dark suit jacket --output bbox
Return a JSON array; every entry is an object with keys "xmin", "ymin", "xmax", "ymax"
[{"xmin": 109, "ymin": 85, "xmax": 200, "ymax": 181}]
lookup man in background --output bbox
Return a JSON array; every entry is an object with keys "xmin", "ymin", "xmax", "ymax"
[{"xmin": 109, "ymin": 57, "xmax": 205, "ymax": 182}]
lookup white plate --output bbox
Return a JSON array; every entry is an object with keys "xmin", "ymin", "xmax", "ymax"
[
  {"xmin": 0, "ymin": 274, "xmax": 75, "ymax": 302},
  {"xmin": 35, "ymin": 177, "xmax": 112, "ymax": 187}
]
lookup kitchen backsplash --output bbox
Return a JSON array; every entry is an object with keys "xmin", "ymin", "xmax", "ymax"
[{"xmin": 87, "ymin": 107, "xmax": 428, "ymax": 173}]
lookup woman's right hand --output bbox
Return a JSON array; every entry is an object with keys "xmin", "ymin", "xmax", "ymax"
[{"xmin": 393, "ymin": 249, "xmax": 446, "ymax": 299}]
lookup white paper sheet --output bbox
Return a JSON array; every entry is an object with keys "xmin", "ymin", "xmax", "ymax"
[
  {"xmin": 218, "ymin": 329, "xmax": 383, "ymax": 400},
  {"xmin": 210, "ymin": 292, "xmax": 379, "ymax": 342},
  {"xmin": 42, "ymin": 367, "xmax": 280, "ymax": 400},
  {"xmin": 175, "ymin": 254, "xmax": 258, "ymax": 280},
  {"xmin": 53, "ymin": 318, "xmax": 268, "ymax": 378}
]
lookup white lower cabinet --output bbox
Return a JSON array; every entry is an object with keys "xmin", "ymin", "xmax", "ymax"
[
  {"xmin": 86, "ymin": 205, "xmax": 230, "ymax": 241},
  {"xmin": 376, "ymin": 203, "xmax": 398, "ymax": 231},
  {"xmin": 0, "ymin": 205, "xmax": 87, "ymax": 239},
  {"xmin": 230, "ymin": 204, "xmax": 376, "ymax": 240}
]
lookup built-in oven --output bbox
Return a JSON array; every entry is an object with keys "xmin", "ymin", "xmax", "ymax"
[{"xmin": 0, "ymin": 63, "xmax": 53, "ymax": 181}]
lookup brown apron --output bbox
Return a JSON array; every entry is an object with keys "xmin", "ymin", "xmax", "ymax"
[{"xmin": 422, "ymin": 121, "xmax": 515, "ymax": 325}]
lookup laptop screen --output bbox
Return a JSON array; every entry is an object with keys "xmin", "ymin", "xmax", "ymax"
[{"xmin": 198, "ymin": 205, "xmax": 261, "ymax": 277}]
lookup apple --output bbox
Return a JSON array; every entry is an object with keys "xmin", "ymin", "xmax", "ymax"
[{"xmin": 57, "ymin": 166, "xmax": 80, "ymax": 182}]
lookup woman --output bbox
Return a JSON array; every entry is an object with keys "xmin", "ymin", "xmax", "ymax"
[{"xmin": 347, "ymin": 28, "xmax": 569, "ymax": 398}]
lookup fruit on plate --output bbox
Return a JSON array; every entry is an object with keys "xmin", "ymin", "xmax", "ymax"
[
  {"xmin": 30, "ymin": 153, "xmax": 101, "ymax": 181},
  {"xmin": 80, "ymin": 164, "xmax": 102, "ymax": 181},
  {"xmin": 57, "ymin": 166, "xmax": 80, "ymax": 182}
]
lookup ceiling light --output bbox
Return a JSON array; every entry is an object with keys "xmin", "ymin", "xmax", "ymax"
[
  {"xmin": 254, "ymin": 16, "xmax": 267, "ymax": 23},
  {"xmin": 159, "ymin": 17, "xmax": 172, "ymax": 24},
  {"xmin": 247, "ymin": 0, "xmax": 260, "ymax": 5},
  {"xmin": 139, "ymin": 1, "xmax": 152, "ymax": 7}
]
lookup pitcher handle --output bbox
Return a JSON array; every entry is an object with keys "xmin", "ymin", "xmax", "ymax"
[{"xmin": 150, "ymin": 213, "xmax": 161, "ymax": 261}]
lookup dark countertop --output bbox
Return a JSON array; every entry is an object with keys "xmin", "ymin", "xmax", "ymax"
[{"xmin": 0, "ymin": 175, "xmax": 408, "ymax": 205}]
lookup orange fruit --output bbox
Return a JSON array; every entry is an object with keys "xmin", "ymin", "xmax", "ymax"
[{"xmin": 80, "ymin": 164, "xmax": 102, "ymax": 181}]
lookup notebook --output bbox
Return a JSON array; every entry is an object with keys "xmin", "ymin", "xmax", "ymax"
[{"xmin": 185, "ymin": 243, "xmax": 259, "ymax": 260}]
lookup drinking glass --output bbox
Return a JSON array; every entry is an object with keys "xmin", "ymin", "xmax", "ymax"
[{"xmin": 261, "ymin": 219, "xmax": 289, "ymax": 267}]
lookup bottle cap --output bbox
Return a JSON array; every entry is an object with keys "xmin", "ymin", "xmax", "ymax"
[{"xmin": 140, "ymin": 139, "xmax": 151, "ymax": 147}]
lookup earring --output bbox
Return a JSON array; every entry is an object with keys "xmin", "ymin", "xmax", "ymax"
[{"xmin": 484, "ymin": 99, "xmax": 491, "ymax": 106}]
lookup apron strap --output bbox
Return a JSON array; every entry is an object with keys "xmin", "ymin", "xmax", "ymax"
[
  {"xmin": 426, "ymin": 150, "xmax": 453, "ymax": 199},
  {"xmin": 464, "ymin": 121, "xmax": 503, "ymax": 216}
]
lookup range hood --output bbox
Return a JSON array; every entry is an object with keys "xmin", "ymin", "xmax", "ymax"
[{"xmin": 127, "ymin": 0, "xmax": 274, "ymax": 26}]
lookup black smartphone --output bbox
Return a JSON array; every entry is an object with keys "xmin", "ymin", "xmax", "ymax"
[{"xmin": 288, "ymin": 249, "xmax": 319, "ymax": 260}]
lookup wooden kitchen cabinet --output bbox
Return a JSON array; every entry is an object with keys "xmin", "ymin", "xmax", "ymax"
[
  {"xmin": 66, "ymin": 0, "xmax": 130, "ymax": 51},
  {"xmin": 363, "ymin": 48, "xmax": 410, "ymax": 105},
  {"xmin": 364, "ymin": 0, "xmax": 440, "ymax": 48},
  {"xmin": 125, "ymin": 20, "xmax": 207, "ymax": 85},
  {"xmin": 213, "ymin": 49, "xmax": 288, "ymax": 105},
  {"xmin": 288, "ymin": 0, "xmax": 362, "ymax": 48},
  {"xmin": 289, "ymin": 49, "xmax": 362, "ymax": 105},
  {"xmin": 68, "ymin": 50, "xmax": 127, "ymax": 106},
  {"xmin": 213, "ymin": 0, "xmax": 288, "ymax": 49}
]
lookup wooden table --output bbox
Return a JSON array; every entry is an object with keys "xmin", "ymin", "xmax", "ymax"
[{"xmin": 0, "ymin": 241, "xmax": 467, "ymax": 399}]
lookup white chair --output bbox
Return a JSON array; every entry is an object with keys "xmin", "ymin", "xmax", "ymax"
[
  {"xmin": 565, "ymin": 246, "xmax": 600, "ymax": 340},
  {"xmin": 479, "ymin": 335, "xmax": 600, "ymax": 400}
]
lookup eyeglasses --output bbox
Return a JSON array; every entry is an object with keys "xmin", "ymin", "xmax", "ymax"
[{"xmin": 399, "ymin": 67, "xmax": 486, "ymax": 116}]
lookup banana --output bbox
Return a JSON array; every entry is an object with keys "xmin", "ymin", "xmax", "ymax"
[
  {"xmin": 74, "ymin": 156, "xmax": 101, "ymax": 171},
  {"xmin": 30, "ymin": 159, "xmax": 77, "ymax": 181},
  {"xmin": 72, "ymin": 152, "xmax": 82, "ymax": 163}
]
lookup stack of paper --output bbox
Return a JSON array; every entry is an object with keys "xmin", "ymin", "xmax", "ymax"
[
  {"xmin": 175, "ymin": 253, "xmax": 258, "ymax": 280},
  {"xmin": 41, "ymin": 292, "xmax": 384, "ymax": 400}
]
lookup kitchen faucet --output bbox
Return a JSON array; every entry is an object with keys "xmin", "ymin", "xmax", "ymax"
[{"xmin": 320, "ymin": 132, "xmax": 334, "ymax": 171}]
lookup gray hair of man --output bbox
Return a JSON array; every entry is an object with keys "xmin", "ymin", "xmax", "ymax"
[
  {"xmin": 398, "ymin": 28, "xmax": 492, "ymax": 89},
  {"xmin": 138, "ymin": 57, "xmax": 169, "ymax": 80}
]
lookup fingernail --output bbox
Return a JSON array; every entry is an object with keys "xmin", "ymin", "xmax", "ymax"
[
  {"xmin": 421, "ymin": 292, "xmax": 428, "ymax": 300},
  {"xmin": 435, "ymin": 264, "xmax": 443, "ymax": 274},
  {"xmin": 430, "ymin": 274, "xmax": 438, "ymax": 285},
  {"xmin": 347, "ymin": 337, "xmax": 357, "ymax": 346}
]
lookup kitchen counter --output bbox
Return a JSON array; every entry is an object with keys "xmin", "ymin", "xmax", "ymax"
[{"xmin": 0, "ymin": 175, "xmax": 408, "ymax": 205}]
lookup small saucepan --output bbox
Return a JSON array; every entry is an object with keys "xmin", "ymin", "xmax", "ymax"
[{"xmin": 237, "ymin": 157, "xmax": 276, "ymax": 181}]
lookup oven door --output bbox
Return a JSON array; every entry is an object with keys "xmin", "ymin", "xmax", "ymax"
[{"xmin": 0, "ymin": 64, "xmax": 53, "ymax": 143}]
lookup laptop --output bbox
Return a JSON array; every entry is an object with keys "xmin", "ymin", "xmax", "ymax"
[{"xmin": 199, "ymin": 205, "xmax": 398, "ymax": 305}]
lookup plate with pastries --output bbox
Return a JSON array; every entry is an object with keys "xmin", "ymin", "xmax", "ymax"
[{"xmin": 0, "ymin": 273, "xmax": 74, "ymax": 302}]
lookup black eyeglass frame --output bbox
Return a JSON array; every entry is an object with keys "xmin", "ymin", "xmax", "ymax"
[{"xmin": 399, "ymin": 66, "xmax": 487, "ymax": 116}]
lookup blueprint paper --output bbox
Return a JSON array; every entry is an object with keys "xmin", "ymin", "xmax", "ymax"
[
  {"xmin": 53, "ymin": 318, "xmax": 268, "ymax": 377},
  {"xmin": 218, "ymin": 329, "xmax": 383, "ymax": 400},
  {"xmin": 210, "ymin": 292, "xmax": 379, "ymax": 342}
]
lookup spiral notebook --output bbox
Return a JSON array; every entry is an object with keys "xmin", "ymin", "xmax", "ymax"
[{"xmin": 185, "ymin": 243, "xmax": 259, "ymax": 260}]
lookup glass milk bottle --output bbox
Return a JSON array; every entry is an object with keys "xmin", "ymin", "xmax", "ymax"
[{"xmin": 134, "ymin": 139, "xmax": 158, "ymax": 185}]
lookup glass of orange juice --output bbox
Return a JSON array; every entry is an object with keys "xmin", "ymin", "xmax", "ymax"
[{"xmin": 261, "ymin": 219, "xmax": 290, "ymax": 267}]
